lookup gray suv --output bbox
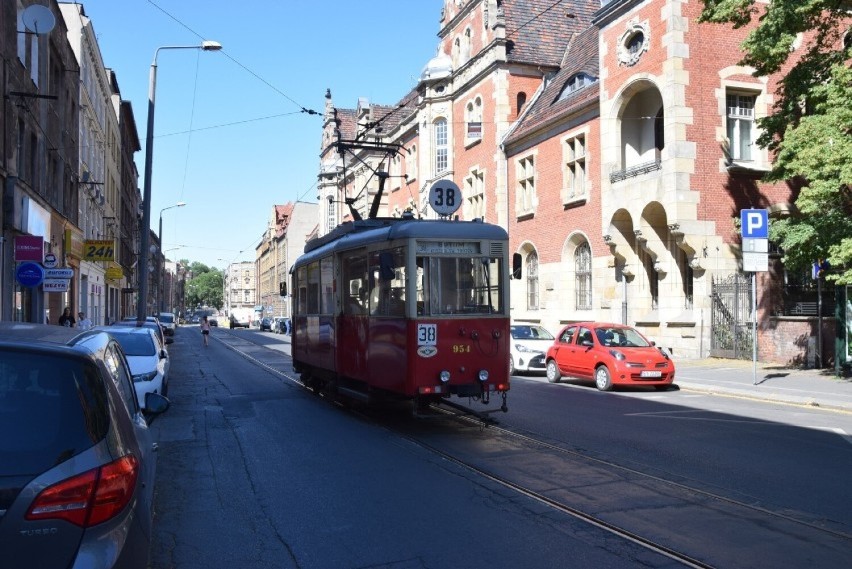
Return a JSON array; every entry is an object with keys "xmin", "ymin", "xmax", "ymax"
[{"xmin": 0, "ymin": 323, "xmax": 169, "ymax": 568}]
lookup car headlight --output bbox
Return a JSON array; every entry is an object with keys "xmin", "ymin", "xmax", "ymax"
[
  {"xmin": 515, "ymin": 344, "xmax": 542, "ymax": 353},
  {"xmin": 608, "ymin": 349, "xmax": 626, "ymax": 361},
  {"xmin": 133, "ymin": 370, "xmax": 158, "ymax": 383}
]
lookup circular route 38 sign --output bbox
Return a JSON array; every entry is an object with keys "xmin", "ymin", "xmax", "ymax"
[{"xmin": 428, "ymin": 180, "xmax": 462, "ymax": 216}]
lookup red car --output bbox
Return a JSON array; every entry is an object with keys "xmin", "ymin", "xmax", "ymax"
[{"xmin": 545, "ymin": 322, "xmax": 675, "ymax": 391}]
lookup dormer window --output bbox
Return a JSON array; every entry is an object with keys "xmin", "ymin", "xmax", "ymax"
[{"xmin": 557, "ymin": 73, "xmax": 596, "ymax": 102}]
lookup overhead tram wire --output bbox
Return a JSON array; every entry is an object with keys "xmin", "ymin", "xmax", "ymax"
[
  {"xmin": 178, "ymin": 49, "xmax": 205, "ymax": 205},
  {"xmin": 146, "ymin": 0, "xmax": 321, "ymax": 117}
]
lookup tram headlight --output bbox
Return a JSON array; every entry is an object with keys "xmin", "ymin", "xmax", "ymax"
[
  {"xmin": 478, "ymin": 370, "xmax": 489, "ymax": 382},
  {"xmin": 439, "ymin": 370, "xmax": 451, "ymax": 383}
]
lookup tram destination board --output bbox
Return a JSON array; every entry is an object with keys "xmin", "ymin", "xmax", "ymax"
[{"xmin": 416, "ymin": 241, "xmax": 481, "ymax": 254}]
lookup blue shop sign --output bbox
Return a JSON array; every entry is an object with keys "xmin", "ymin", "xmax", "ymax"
[{"xmin": 16, "ymin": 262, "xmax": 45, "ymax": 288}]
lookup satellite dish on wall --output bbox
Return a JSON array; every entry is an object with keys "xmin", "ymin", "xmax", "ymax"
[{"xmin": 22, "ymin": 4, "xmax": 56, "ymax": 35}]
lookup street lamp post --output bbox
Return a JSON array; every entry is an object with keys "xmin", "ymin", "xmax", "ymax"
[
  {"xmin": 136, "ymin": 41, "xmax": 222, "ymax": 322},
  {"xmin": 158, "ymin": 202, "xmax": 186, "ymax": 313},
  {"xmin": 217, "ymin": 259, "xmax": 229, "ymax": 318}
]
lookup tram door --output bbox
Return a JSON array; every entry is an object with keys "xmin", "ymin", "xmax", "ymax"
[{"xmin": 339, "ymin": 251, "xmax": 369, "ymax": 380}]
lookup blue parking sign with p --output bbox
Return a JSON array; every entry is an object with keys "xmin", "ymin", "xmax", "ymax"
[{"xmin": 741, "ymin": 209, "xmax": 769, "ymax": 238}]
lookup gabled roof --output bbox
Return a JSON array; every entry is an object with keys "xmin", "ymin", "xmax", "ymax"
[
  {"xmin": 334, "ymin": 108, "xmax": 357, "ymax": 141},
  {"xmin": 503, "ymin": 0, "xmax": 599, "ymax": 67},
  {"xmin": 504, "ymin": 25, "xmax": 600, "ymax": 146},
  {"xmin": 274, "ymin": 203, "xmax": 294, "ymax": 238},
  {"xmin": 370, "ymin": 89, "xmax": 420, "ymax": 136}
]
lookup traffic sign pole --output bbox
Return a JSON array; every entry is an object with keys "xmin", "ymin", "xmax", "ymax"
[{"xmin": 741, "ymin": 209, "xmax": 769, "ymax": 385}]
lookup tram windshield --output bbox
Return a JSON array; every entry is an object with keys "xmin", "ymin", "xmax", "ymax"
[{"xmin": 416, "ymin": 255, "xmax": 503, "ymax": 316}]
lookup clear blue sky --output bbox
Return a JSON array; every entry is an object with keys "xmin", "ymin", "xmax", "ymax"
[{"xmin": 73, "ymin": 0, "xmax": 441, "ymax": 269}]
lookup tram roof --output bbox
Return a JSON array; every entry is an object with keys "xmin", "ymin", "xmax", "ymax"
[{"xmin": 296, "ymin": 217, "xmax": 508, "ymax": 266}]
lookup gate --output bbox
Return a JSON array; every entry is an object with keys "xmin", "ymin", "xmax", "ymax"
[{"xmin": 710, "ymin": 273, "xmax": 754, "ymax": 359}]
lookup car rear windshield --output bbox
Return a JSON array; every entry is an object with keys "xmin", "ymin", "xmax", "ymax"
[
  {"xmin": 113, "ymin": 333, "xmax": 156, "ymax": 356},
  {"xmin": 0, "ymin": 350, "xmax": 109, "ymax": 476}
]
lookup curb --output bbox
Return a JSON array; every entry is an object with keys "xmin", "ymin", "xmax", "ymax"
[{"xmin": 676, "ymin": 381, "xmax": 852, "ymax": 414}]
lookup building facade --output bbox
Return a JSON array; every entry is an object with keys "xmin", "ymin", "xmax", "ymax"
[
  {"xmin": 2, "ymin": 0, "xmax": 80, "ymax": 324},
  {"xmin": 317, "ymin": 0, "xmax": 844, "ymax": 366},
  {"xmin": 256, "ymin": 201, "xmax": 319, "ymax": 320},
  {"xmin": 223, "ymin": 260, "xmax": 256, "ymax": 321}
]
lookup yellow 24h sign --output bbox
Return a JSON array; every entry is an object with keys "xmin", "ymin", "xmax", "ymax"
[{"xmin": 83, "ymin": 240, "xmax": 115, "ymax": 261}]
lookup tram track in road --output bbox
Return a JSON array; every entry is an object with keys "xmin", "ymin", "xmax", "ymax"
[
  {"xmin": 389, "ymin": 407, "xmax": 852, "ymax": 568},
  {"xmin": 215, "ymin": 330, "xmax": 852, "ymax": 568}
]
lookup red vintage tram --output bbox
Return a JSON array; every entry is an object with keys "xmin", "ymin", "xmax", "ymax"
[{"xmin": 290, "ymin": 210, "xmax": 511, "ymax": 414}]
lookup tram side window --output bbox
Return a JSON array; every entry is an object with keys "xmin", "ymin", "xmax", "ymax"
[
  {"xmin": 296, "ymin": 266, "xmax": 308, "ymax": 315},
  {"xmin": 416, "ymin": 256, "xmax": 502, "ymax": 315},
  {"xmin": 320, "ymin": 256, "xmax": 334, "ymax": 314},
  {"xmin": 368, "ymin": 248, "xmax": 406, "ymax": 317},
  {"xmin": 342, "ymin": 251, "xmax": 368, "ymax": 316},
  {"xmin": 307, "ymin": 261, "xmax": 320, "ymax": 314}
]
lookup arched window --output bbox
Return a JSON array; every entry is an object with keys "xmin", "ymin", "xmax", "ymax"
[
  {"xmin": 434, "ymin": 119, "xmax": 448, "ymax": 175},
  {"xmin": 574, "ymin": 242, "xmax": 592, "ymax": 310},
  {"xmin": 466, "ymin": 97, "xmax": 482, "ymax": 140},
  {"xmin": 526, "ymin": 250, "xmax": 539, "ymax": 310},
  {"xmin": 406, "ymin": 144, "xmax": 417, "ymax": 181},
  {"xmin": 462, "ymin": 28, "xmax": 472, "ymax": 62},
  {"xmin": 516, "ymin": 92, "xmax": 527, "ymax": 115}
]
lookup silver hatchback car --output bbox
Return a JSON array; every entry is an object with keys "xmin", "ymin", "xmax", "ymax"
[{"xmin": 0, "ymin": 322, "xmax": 169, "ymax": 568}]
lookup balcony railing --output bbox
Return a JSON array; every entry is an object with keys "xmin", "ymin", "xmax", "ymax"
[{"xmin": 609, "ymin": 158, "xmax": 661, "ymax": 183}]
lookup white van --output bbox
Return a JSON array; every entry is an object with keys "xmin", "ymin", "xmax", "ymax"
[{"xmin": 158, "ymin": 312, "xmax": 177, "ymax": 336}]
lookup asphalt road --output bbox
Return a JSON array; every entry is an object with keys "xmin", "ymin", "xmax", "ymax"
[
  {"xmin": 149, "ymin": 327, "xmax": 677, "ymax": 568},
  {"xmin": 149, "ymin": 326, "xmax": 852, "ymax": 568}
]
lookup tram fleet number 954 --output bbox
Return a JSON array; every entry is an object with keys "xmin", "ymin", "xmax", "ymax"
[{"xmin": 290, "ymin": 180, "xmax": 513, "ymax": 415}]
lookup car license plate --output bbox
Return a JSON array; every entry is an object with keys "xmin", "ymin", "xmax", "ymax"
[{"xmin": 640, "ymin": 370, "xmax": 662, "ymax": 378}]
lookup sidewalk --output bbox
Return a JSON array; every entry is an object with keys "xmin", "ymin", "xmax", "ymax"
[
  {"xmin": 674, "ymin": 358, "xmax": 852, "ymax": 413},
  {"xmin": 250, "ymin": 331, "xmax": 852, "ymax": 413}
]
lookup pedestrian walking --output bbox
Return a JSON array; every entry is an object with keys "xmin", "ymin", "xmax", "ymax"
[
  {"xmin": 58, "ymin": 307, "xmax": 76, "ymax": 328},
  {"xmin": 77, "ymin": 312, "xmax": 93, "ymax": 331},
  {"xmin": 200, "ymin": 315, "xmax": 211, "ymax": 347}
]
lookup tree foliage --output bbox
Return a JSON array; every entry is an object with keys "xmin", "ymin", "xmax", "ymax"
[
  {"xmin": 186, "ymin": 267, "xmax": 223, "ymax": 311},
  {"xmin": 700, "ymin": 0, "xmax": 852, "ymax": 284}
]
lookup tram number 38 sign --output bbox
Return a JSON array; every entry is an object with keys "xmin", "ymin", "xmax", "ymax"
[
  {"xmin": 418, "ymin": 323, "xmax": 437, "ymax": 345},
  {"xmin": 428, "ymin": 180, "xmax": 462, "ymax": 216}
]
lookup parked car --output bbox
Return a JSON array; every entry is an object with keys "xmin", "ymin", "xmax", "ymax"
[
  {"xmin": 101, "ymin": 326, "xmax": 170, "ymax": 407},
  {"xmin": 545, "ymin": 322, "xmax": 676, "ymax": 391},
  {"xmin": 509, "ymin": 323, "xmax": 555, "ymax": 375},
  {"xmin": 259, "ymin": 317, "xmax": 272, "ymax": 332},
  {"xmin": 113, "ymin": 319, "xmax": 170, "ymax": 350},
  {"xmin": 0, "ymin": 322, "xmax": 168, "ymax": 568},
  {"xmin": 272, "ymin": 317, "xmax": 287, "ymax": 334},
  {"xmin": 157, "ymin": 312, "xmax": 176, "ymax": 336},
  {"xmin": 208, "ymin": 315, "xmax": 218, "ymax": 327}
]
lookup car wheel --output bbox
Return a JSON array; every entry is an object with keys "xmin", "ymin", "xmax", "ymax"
[
  {"xmin": 594, "ymin": 366, "xmax": 613, "ymax": 391},
  {"xmin": 509, "ymin": 356, "xmax": 516, "ymax": 376},
  {"xmin": 545, "ymin": 360, "xmax": 561, "ymax": 383}
]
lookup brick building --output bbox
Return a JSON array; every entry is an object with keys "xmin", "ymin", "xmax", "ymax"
[{"xmin": 318, "ymin": 0, "xmax": 845, "ymax": 366}]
